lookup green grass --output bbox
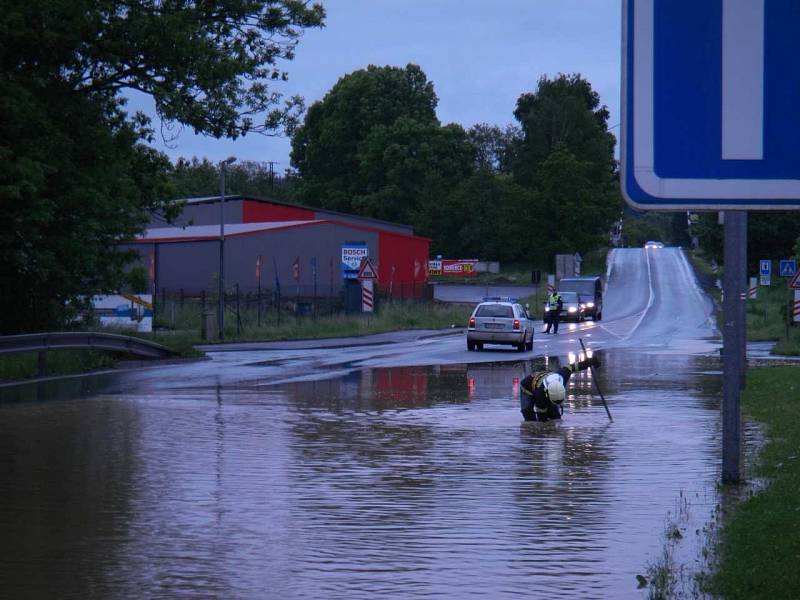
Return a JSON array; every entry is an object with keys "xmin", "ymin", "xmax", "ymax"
[
  {"xmin": 747, "ymin": 284, "xmax": 798, "ymax": 345},
  {"xmin": 706, "ymin": 366, "xmax": 800, "ymax": 599},
  {"xmin": 688, "ymin": 250, "xmax": 800, "ymax": 354},
  {"xmin": 184, "ymin": 301, "xmax": 473, "ymax": 344},
  {"xmin": 0, "ymin": 349, "xmax": 118, "ymax": 382}
]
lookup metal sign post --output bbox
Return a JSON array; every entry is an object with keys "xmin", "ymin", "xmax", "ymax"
[{"xmin": 722, "ymin": 211, "xmax": 746, "ymax": 483}]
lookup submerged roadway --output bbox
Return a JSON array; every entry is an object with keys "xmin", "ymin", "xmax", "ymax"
[{"xmin": 0, "ymin": 246, "xmax": 731, "ymax": 600}]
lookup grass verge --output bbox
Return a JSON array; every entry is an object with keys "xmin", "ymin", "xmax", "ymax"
[
  {"xmin": 705, "ymin": 366, "xmax": 800, "ymax": 599},
  {"xmin": 0, "ymin": 349, "xmax": 118, "ymax": 382},
  {"xmin": 688, "ymin": 249, "xmax": 800, "ymax": 354},
  {"xmin": 183, "ymin": 300, "xmax": 472, "ymax": 344}
]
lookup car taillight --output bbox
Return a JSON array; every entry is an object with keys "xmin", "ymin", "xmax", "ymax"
[
  {"xmin": 469, "ymin": 317, "xmax": 476, "ymax": 328},
  {"xmin": 513, "ymin": 319, "xmax": 520, "ymax": 330}
]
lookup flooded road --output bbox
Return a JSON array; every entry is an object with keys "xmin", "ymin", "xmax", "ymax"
[
  {"xmin": 1, "ymin": 350, "xmax": 726, "ymax": 599},
  {"xmin": 0, "ymin": 247, "xmax": 733, "ymax": 598}
]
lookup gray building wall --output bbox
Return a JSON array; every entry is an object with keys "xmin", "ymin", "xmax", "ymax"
[{"xmin": 123, "ymin": 223, "xmax": 379, "ymax": 296}]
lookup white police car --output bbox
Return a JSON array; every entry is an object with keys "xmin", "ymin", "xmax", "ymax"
[{"xmin": 467, "ymin": 297, "xmax": 534, "ymax": 352}]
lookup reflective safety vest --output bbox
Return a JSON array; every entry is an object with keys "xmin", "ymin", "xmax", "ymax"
[{"xmin": 547, "ymin": 294, "xmax": 561, "ymax": 310}]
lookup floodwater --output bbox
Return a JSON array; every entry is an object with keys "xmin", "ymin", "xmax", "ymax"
[{"xmin": 0, "ymin": 349, "xmax": 733, "ymax": 599}]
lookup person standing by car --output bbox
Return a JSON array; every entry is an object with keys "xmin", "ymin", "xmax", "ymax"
[
  {"xmin": 544, "ymin": 290, "xmax": 563, "ymax": 334},
  {"xmin": 519, "ymin": 356, "xmax": 600, "ymax": 421}
]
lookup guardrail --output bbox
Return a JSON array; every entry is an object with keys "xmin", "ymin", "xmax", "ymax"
[{"xmin": 0, "ymin": 332, "xmax": 174, "ymax": 360}]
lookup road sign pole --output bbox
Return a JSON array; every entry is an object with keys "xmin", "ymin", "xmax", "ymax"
[
  {"xmin": 739, "ymin": 213, "xmax": 748, "ymax": 392},
  {"xmin": 722, "ymin": 210, "xmax": 746, "ymax": 484}
]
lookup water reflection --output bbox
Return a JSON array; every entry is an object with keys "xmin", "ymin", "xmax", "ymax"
[{"xmin": 0, "ymin": 350, "xmax": 726, "ymax": 599}]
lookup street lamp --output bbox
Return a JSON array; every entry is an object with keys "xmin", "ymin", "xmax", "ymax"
[{"xmin": 218, "ymin": 156, "xmax": 236, "ymax": 339}]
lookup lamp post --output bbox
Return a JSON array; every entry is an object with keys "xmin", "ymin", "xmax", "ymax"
[{"xmin": 218, "ymin": 156, "xmax": 236, "ymax": 339}]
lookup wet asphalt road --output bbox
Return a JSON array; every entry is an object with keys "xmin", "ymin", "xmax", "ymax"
[{"xmin": 0, "ymin": 247, "xmax": 729, "ymax": 599}]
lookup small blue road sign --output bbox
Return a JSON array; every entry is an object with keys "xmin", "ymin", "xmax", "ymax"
[
  {"xmin": 779, "ymin": 259, "xmax": 796, "ymax": 277},
  {"xmin": 622, "ymin": 0, "xmax": 800, "ymax": 209},
  {"xmin": 760, "ymin": 260, "xmax": 771, "ymax": 276}
]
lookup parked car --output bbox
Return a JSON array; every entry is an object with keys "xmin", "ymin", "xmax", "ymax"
[
  {"xmin": 557, "ymin": 276, "xmax": 603, "ymax": 320},
  {"xmin": 467, "ymin": 298, "xmax": 534, "ymax": 352},
  {"xmin": 644, "ymin": 240, "xmax": 664, "ymax": 249},
  {"xmin": 544, "ymin": 291, "xmax": 586, "ymax": 322}
]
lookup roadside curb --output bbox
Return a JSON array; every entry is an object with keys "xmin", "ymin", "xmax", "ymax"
[
  {"xmin": 195, "ymin": 327, "xmax": 467, "ymax": 353},
  {"xmin": 0, "ymin": 356, "xmax": 209, "ymax": 389},
  {"xmin": 417, "ymin": 327, "xmax": 464, "ymax": 340}
]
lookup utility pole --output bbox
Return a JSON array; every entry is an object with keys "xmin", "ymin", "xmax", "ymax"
[
  {"xmin": 267, "ymin": 161, "xmax": 276, "ymax": 191},
  {"xmin": 218, "ymin": 156, "xmax": 236, "ymax": 340}
]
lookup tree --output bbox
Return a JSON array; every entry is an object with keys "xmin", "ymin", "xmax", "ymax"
[
  {"xmin": 467, "ymin": 123, "xmax": 521, "ymax": 174},
  {"xmin": 419, "ymin": 170, "xmax": 535, "ymax": 262},
  {"xmin": 290, "ymin": 64, "xmax": 442, "ymax": 213},
  {"xmin": 353, "ymin": 119, "xmax": 475, "ymax": 225},
  {"xmin": 695, "ymin": 212, "xmax": 800, "ymax": 272},
  {"xmin": 510, "ymin": 74, "xmax": 622, "ymax": 260},
  {"xmin": 531, "ymin": 148, "xmax": 619, "ymax": 257},
  {"xmin": 512, "ymin": 74, "xmax": 616, "ymax": 188},
  {"xmin": 0, "ymin": 0, "xmax": 324, "ymax": 333},
  {"xmin": 169, "ymin": 157, "xmax": 296, "ymax": 202}
]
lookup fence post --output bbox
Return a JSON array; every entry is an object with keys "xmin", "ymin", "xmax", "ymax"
[
  {"xmin": 180, "ymin": 288, "xmax": 184, "ymax": 309},
  {"xmin": 235, "ymin": 283, "xmax": 241, "ymax": 336}
]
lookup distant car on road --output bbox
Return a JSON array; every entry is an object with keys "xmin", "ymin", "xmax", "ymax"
[
  {"xmin": 544, "ymin": 291, "xmax": 586, "ymax": 322},
  {"xmin": 467, "ymin": 298, "xmax": 534, "ymax": 352},
  {"xmin": 644, "ymin": 240, "xmax": 665, "ymax": 249}
]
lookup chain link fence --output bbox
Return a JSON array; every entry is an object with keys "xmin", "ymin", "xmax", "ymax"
[{"xmin": 151, "ymin": 282, "xmax": 432, "ymax": 338}]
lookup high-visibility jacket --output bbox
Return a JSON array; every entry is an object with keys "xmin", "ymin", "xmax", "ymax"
[{"xmin": 547, "ymin": 293, "xmax": 563, "ymax": 312}]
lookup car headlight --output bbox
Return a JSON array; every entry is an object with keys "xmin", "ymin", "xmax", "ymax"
[
  {"xmin": 544, "ymin": 307, "xmax": 550, "ymax": 312},
  {"xmin": 568, "ymin": 307, "xmax": 577, "ymax": 313},
  {"xmin": 586, "ymin": 302, "xmax": 594, "ymax": 308}
]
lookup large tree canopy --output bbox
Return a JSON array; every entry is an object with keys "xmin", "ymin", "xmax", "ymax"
[
  {"xmin": 4, "ymin": 0, "xmax": 325, "ymax": 138},
  {"xmin": 0, "ymin": 0, "xmax": 324, "ymax": 332},
  {"xmin": 512, "ymin": 73, "xmax": 616, "ymax": 187},
  {"xmin": 290, "ymin": 64, "xmax": 447, "ymax": 214},
  {"xmin": 511, "ymin": 74, "xmax": 622, "ymax": 259}
]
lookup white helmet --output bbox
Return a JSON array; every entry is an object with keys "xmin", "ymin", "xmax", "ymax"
[{"xmin": 543, "ymin": 374, "xmax": 565, "ymax": 403}]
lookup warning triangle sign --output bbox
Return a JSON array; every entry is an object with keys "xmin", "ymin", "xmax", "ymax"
[
  {"xmin": 790, "ymin": 270, "xmax": 800, "ymax": 290},
  {"xmin": 357, "ymin": 258, "xmax": 378, "ymax": 280}
]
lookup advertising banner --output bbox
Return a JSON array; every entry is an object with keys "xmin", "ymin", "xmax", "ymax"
[
  {"xmin": 428, "ymin": 259, "xmax": 478, "ymax": 277},
  {"xmin": 342, "ymin": 242, "xmax": 368, "ymax": 280}
]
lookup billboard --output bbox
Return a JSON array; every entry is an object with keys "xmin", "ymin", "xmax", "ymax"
[{"xmin": 428, "ymin": 259, "xmax": 478, "ymax": 277}]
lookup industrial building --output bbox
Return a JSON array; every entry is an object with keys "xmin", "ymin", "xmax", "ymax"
[{"xmin": 122, "ymin": 195, "xmax": 431, "ymax": 298}]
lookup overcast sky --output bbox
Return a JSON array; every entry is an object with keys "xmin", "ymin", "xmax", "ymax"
[{"xmin": 132, "ymin": 1, "xmax": 622, "ymax": 171}]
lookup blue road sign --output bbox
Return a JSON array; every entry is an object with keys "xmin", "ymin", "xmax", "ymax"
[
  {"xmin": 779, "ymin": 259, "xmax": 796, "ymax": 277},
  {"xmin": 760, "ymin": 260, "xmax": 771, "ymax": 276},
  {"xmin": 622, "ymin": 0, "xmax": 800, "ymax": 210}
]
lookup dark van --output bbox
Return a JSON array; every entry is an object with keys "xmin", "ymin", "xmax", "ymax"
[{"xmin": 557, "ymin": 276, "xmax": 603, "ymax": 320}]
